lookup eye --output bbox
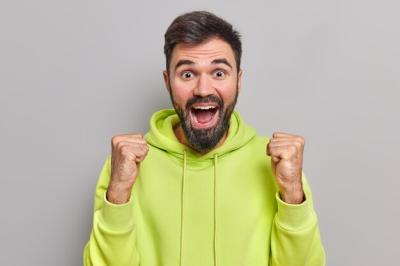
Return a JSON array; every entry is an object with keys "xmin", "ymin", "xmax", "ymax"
[
  {"xmin": 214, "ymin": 70, "xmax": 225, "ymax": 78},
  {"xmin": 181, "ymin": 71, "xmax": 194, "ymax": 80}
]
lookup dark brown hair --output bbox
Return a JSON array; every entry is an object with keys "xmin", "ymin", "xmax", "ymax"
[{"xmin": 164, "ymin": 11, "xmax": 242, "ymax": 73}]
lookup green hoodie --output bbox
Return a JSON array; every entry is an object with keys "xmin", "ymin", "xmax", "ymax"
[{"xmin": 83, "ymin": 109, "xmax": 326, "ymax": 266}]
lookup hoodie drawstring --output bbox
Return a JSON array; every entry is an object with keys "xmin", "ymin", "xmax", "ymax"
[
  {"xmin": 213, "ymin": 153, "xmax": 218, "ymax": 266},
  {"xmin": 179, "ymin": 150, "xmax": 187, "ymax": 266},
  {"xmin": 179, "ymin": 151, "xmax": 219, "ymax": 266}
]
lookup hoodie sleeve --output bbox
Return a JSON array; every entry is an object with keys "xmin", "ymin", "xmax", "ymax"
[
  {"xmin": 270, "ymin": 172, "xmax": 326, "ymax": 266},
  {"xmin": 83, "ymin": 155, "xmax": 140, "ymax": 266}
]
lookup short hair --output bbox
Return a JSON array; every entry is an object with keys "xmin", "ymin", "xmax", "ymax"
[{"xmin": 164, "ymin": 11, "xmax": 242, "ymax": 73}]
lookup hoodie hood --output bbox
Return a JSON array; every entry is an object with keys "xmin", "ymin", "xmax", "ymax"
[{"xmin": 144, "ymin": 108, "xmax": 256, "ymax": 160}]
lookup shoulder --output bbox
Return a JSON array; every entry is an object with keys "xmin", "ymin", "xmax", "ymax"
[
  {"xmin": 248, "ymin": 134, "xmax": 271, "ymax": 147},
  {"xmin": 236, "ymin": 133, "xmax": 271, "ymax": 160}
]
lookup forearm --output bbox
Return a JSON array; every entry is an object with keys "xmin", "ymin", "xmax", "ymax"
[
  {"xmin": 270, "ymin": 192, "xmax": 325, "ymax": 266},
  {"xmin": 83, "ymin": 192, "xmax": 140, "ymax": 266}
]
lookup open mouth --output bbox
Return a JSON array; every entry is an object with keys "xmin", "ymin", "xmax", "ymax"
[{"xmin": 189, "ymin": 104, "xmax": 220, "ymax": 129}]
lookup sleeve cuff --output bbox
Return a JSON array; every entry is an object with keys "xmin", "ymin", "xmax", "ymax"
[
  {"xmin": 275, "ymin": 191, "xmax": 316, "ymax": 231},
  {"xmin": 99, "ymin": 191, "xmax": 135, "ymax": 232}
]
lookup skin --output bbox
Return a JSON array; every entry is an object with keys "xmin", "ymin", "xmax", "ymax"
[
  {"xmin": 106, "ymin": 133, "xmax": 149, "ymax": 204},
  {"xmin": 107, "ymin": 37, "xmax": 305, "ymax": 205},
  {"xmin": 163, "ymin": 37, "xmax": 242, "ymax": 153},
  {"xmin": 267, "ymin": 132, "xmax": 305, "ymax": 204}
]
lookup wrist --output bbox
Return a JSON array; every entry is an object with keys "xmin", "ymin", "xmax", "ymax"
[
  {"xmin": 279, "ymin": 191, "xmax": 305, "ymax": 204},
  {"xmin": 279, "ymin": 183, "xmax": 305, "ymax": 204},
  {"xmin": 106, "ymin": 181, "xmax": 133, "ymax": 204}
]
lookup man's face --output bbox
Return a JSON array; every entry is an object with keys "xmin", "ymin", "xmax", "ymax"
[{"xmin": 163, "ymin": 37, "xmax": 243, "ymax": 152}]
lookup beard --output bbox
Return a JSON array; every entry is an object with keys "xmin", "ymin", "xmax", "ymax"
[{"xmin": 168, "ymin": 84, "xmax": 239, "ymax": 153}]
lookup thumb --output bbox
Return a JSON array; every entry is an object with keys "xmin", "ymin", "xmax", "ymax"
[
  {"xmin": 271, "ymin": 156, "xmax": 279, "ymax": 176},
  {"xmin": 271, "ymin": 156, "xmax": 280, "ymax": 163}
]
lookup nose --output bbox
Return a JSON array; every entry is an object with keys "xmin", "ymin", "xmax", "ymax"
[{"xmin": 193, "ymin": 73, "xmax": 214, "ymax": 97}]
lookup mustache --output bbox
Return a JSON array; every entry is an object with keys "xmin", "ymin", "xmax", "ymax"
[{"xmin": 185, "ymin": 95, "xmax": 224, "ymax": 110}]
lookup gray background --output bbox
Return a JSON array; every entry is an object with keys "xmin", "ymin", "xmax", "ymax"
[{"xmin": 1, "ymin": 0, "xmax": 399, "ymax": 265}]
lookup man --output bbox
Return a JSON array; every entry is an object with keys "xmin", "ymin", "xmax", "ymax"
[{"xmin": 83, "ymin": 10, "xmax": 326, "ymax": 266}]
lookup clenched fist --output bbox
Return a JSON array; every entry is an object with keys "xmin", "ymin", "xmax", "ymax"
[
  {"xmin": 266, "ymin": 132, "xmax": 305, "ymax": 204},
  {"xmin": 106, "ymin": 133, "xmax": 149, "ymax": 204}
]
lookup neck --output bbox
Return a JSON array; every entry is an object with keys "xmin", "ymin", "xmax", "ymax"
[{"xmin": 173, "ymin": 124, "xmax": 228, "ymax": 155}]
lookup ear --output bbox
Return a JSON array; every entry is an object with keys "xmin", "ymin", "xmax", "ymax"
[
  {"xmin": 163, "ymin": 70, "xmax": 170, "ymax": 92},
  {"xmin": 237, "ymin": 69, "xmax": 243, "ymax": 93}
]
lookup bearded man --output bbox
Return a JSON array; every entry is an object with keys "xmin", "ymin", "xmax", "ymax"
[{"xmin": 83, "ymin": 10, "xmax": 326, "ymax": 266}]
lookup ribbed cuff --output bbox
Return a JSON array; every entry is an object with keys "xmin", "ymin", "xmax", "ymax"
[
  {"xmin": 275, "ymin": 191, "xmax": 316, "ymax": 231},
  {"xmin": 99, "ymin": 191, "xmax": 135, "ymax": 232}
]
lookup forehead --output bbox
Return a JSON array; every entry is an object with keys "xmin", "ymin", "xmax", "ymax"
[{"xmin": 170, "ymin": 38, "xmax": 236, "ymax": 69}]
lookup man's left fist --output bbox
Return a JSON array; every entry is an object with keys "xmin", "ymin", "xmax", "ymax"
[{"xmin": 266, "ymin": 132, "xmax": 305, "ymax": 204}]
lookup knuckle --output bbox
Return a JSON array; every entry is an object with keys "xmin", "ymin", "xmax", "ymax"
[
  {"xmin": 296, "ymin": 136, "xmax": 305, "ymax": 144},
  {"xmin": 290, "ymin": 145, "xmax": 297, "ymax": 154},
  {"xmin": 111, "ymin": 135, "xmax": 119, "ymax": 146},
  {"xmin": 120, "ymin": 145, "xmax": 130, "ymax": 154},
  {"xmin": 134, "ymin": 136, "xmax": 146, "ymax": 143},
  {"xmin": 136, "ymin": 145, "xmax": 147, "ymax": 154},
  {"xmin": 293, "ymin": 142, "xmax": 302, "ymax": 149},
  {"xmin": 138, "ymin": 145, "xmax": 146, "ymax": 153},
  {"xmin": 137, "ymin": 139, "xmax": 147, "ymax": 146},
  {"xmin": 134, "ymin": 133, "xmax": 144, "ymax": 138},
  {"xmin": 268, "ymin": 147, "xmax": 275, "ymax": 155},
  {"xmin": 116, "ymin": 141, "xmax": 124, "ymax": 150}
]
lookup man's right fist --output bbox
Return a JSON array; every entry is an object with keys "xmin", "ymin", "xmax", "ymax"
[{"xmin": 106, "ymin": 133, "xmax": 149, "ymax": 204}]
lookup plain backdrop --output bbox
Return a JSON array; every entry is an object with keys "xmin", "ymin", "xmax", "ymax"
[{"xmin": 1, "ymin": 0, "xmax": 399, "ymax": 265}]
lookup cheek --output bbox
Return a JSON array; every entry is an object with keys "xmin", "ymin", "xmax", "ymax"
[
  {"xmin": 216, "ymin": 80, "xmax": 238, "ymax": 102},
  {"xmin": 170, "ymin": 82, "xmax": 193, "ymax": 104}
]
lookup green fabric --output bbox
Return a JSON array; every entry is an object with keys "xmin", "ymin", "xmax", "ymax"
[{"xmin": 83, "ymin": 108, "xmax": 326, "ymax": 266}]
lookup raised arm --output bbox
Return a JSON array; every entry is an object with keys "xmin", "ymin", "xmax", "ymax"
[{"xmin": 83, "ymin": 134, "xmax": 148, "ymax": 266}]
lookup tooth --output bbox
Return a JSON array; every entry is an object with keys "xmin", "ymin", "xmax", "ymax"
[{"xmin": 194, "ymin": 106, "xmax": 215, "ymax": 110}]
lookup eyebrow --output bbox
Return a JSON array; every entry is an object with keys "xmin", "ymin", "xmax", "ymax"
[
  {"xmin": 174, "ymin": 58, "xmax": 233, "ymax": 70},
  {"xmin": 211, "ymin": 58, "xmax": 232, "ymax": 69},
  {"xmin": 175, "ymin": 59, "xmax": 194, "ymax": 70}
]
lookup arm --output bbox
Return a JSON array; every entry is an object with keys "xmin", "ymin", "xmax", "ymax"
[
  {"xmin": 270, "ymin": 173, "xmax": 326, "ymax": 266},
  {"xmin": 83, "ymin": 155, "xmax": 140, "ymax": 266},
  {"xmin": 266, "ymin": 132, "xmax": 326, "ymax": 265}
]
